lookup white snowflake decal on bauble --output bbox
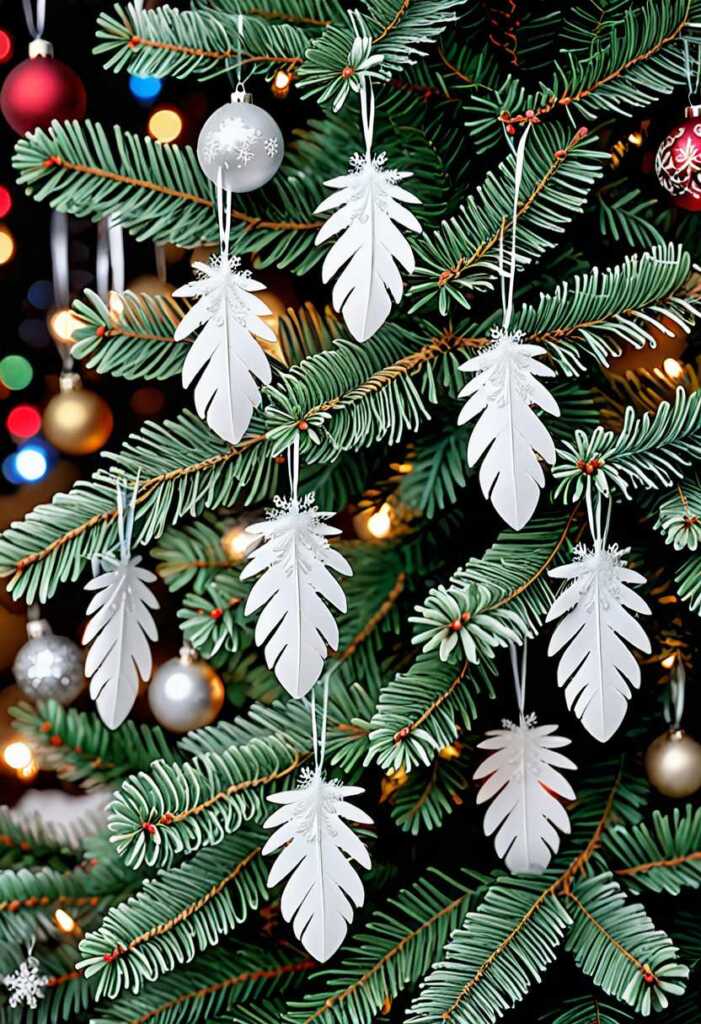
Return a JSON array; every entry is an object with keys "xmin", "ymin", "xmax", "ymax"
[{"xmin": 202, "ymin": 116, "xmax": 263, "ymax": 169}]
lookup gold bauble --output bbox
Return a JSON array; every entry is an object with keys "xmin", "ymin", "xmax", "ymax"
[
  {"xmin": 43, "ymin": 374, "xmax": 113, "ymax": 456},
  {"xmin": 644, "ymin": 729, "xmax": 701, "ymax": 798}
]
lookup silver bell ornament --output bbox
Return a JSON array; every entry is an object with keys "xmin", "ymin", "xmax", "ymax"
[
  {"xmin": 197, "ymin": 83, "xmax": 284, "ymax": 194},
  {"xmin": 644, "ymin": 660, "xmax": 701, "ymax": 798},
  {"xmin": 12, "ymin": 617, "xmax": 84, "ymax": 705},
  {"xmin": 148, "ymin": 645, "xmax": 225, "ymax": 733}
]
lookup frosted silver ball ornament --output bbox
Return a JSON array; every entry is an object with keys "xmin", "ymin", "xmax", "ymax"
[
  {"xmin": 12, "ymin": 619, "xmax": 84, "ymax": 705},
  {"xmin": 197, "ymin": 84, "xmax": 284, "ymax": 193},
  {"xmin": 148, "ymin": 646, "xmax": 225, "ymax": 733}
]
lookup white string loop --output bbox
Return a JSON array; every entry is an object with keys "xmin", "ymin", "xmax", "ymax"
[
  {"xmin": 22, "ymin": 0, "xmax": 46, "ymax": 39},
  {"xmin": 216, "ymin": 166, "xmax": 232, "ymax": 257},
  {"xmin": 499, "ymin": 122, "xmax": 531, "ymax": 331},
  {"xmin": 509, "ymin": 641, "xmax": 527, "ymax": 719},
  {"xmin": 360, "ymin": 77, "xmax": 375, "ymax": 160}
]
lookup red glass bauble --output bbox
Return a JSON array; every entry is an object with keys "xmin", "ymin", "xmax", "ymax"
[
  {"xmin": 655, "ymin": 105, "xmax": 701, "ymax": 211},
  {"xmin": 0, "ymin": 53, "xmax": 86, "ymax": 135}
]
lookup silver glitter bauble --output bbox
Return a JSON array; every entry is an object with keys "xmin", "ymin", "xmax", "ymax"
[
  {"xmin": 12, "ymin": 619, "xmax": 84, "ymax": 705},
  {"xmin": 197, "ymin": 86, "xmax": 284, "ymax": 194},
  {"xmin": 148, "ymin": 647, "xmax": 225, "ymax": 733}
]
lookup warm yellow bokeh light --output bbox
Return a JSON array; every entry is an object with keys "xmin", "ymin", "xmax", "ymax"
[
  {"xmin": 48, "ymin": 307, "xmax": 84, "ymax": 345},
  {"xmin": 3, "ymin": 740, "xmax": 33, "ymax": 771},
  {"xmin": 148, "ymin": 108, "xmax": 183, "ymax": 143},
  {"xmin": 271, "ymin": 69, "xmax": 291, "ymax": 97},
  {"xmin": 661, "ymin": 654, "xmax": 677, "ymax": 669},
  {"xmin": 17, "ymin": 758, "xmax": 38, "ymax": 781},
  {"xmin": 366, "ymin": 504, "xmax": 393, "ymax": 539},
  {"xmin": 54, "ymin": 908, "xmax": 77, "ymax": 934},
  {"xmin": 663, "ymin": 357, "xmax": 684, "ymax": 380},
  {"xmin": 0, "ymin": 223, "xmax": 15, "ymax": 264},
  {"xmin": 221, "ymin": 525, "xmax": 256, "ymax": 562}
]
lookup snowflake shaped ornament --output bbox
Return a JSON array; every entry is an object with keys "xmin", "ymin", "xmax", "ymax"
[
  {"xmin": 474, "ymin": 713, "xmax": 576, "ymax": 873},
  {"xmin": 458, "ymin": 326, "xmax": 559, "ymax": 530},
  {"xmin": 4, "ymin": 953, "xmax": 48, "ymax": 1009},
  {"xmin": 262, "ymin": 765, "xmax": 372, "ymax": 961},
  {"xmin": 314, "ymin": 150, "xmax": 421, "ymax": 343},
  {"xmin": 547, "ymin": 543, "xmax": 651, "ymax": 742}
]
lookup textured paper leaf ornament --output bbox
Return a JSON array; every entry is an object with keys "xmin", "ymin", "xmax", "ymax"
[
  {"xmin": 458, "ymin": 326, "xmax": 560, "ymax": 530},
  {"xmin": 173, "ymin": 251, "xmax": 275, "ymax": 444},
  {"xmin": 241, "ymin": 492, "xmax": 352, "ymax": 698},
  {"xmin": 546, "ymin": 543, "xmax": 651, "ymax": 742},
  {"xmin": 474, "ymin": 643, "xmax": 576, "ymax": 873},
  {"xmin": 314, "ymin": 81, "xmax": 421, "ymax": 342},
  {"xmin": 262, "ymin": 765, "xmax": 372, "ymax": 961},
  {"xmin": 83, "ymin": 481, "xmax": 159, "ymax": 729},
  {"xmin": 475, "ymin": 715, "xmax": 576, "ymax": 873}
]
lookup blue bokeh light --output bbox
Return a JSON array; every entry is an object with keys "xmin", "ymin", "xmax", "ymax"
[
  {"xmin": 129, "ymin": 75, "xmax": 163, "ymax": 102},
  {"xmin": 3, "ymin": 442, "xmax": 52, "ymax": 484}
]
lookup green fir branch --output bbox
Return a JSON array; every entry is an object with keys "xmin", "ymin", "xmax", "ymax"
[
  {"xmin": 465, "ymin": 0, "xmax": 701, "ymax": 151},
  {"xmin": 553, "ymin": 388, "xmax": 701, "ymax": 502},
  {"xmin": 78, "ymin": 830, "xmax": 268, "ymax": 1001},
  {"xmin": 411, "ymin": 124, "xmax": 607, "ymax": 313},
  {"xmin": 285, "ymin": 870, "xmax": 473, "ymax": 1024},
  {"xmin": 564, "ymin": 874, "xmax": 688, "ymax": 1013},
  {"xmin": 90, "ymin": 944, "xmax": 313, "ymax": 1024},
  {"xmin": 108, "ymin": 736, "xmax": 301, "ymax": 869},
  {"xmin": 95, "ymin": 4, "xmax": 307, "ymax": 81},
  {"xmin": 605, "ymin": 806, "xmax": 701, "ymax": 895},
  {"xmin": 11, "ymin": 700, "xmax": 178, "ymax": 789}
]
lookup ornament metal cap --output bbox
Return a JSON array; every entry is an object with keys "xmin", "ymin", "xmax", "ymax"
[
  {"xmin": 58, "ymin": 371, "xmax": 82, "ymax": 393},
  {"xmin": 28, "ymin": 39, "xmax": 54, "ymax": 59},
  {"xmin": 26, "ymin": 617, "xmax": 52, "ymax": 640},
  {"xmin": 231, "ymin": 83, "xmax": 252, "ymax": 105},
  {"xmin": 685, "ymin": 105, "xmax": 701, "ymax": 119}
]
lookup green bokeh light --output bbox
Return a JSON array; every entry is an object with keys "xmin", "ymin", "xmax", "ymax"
[{"xmin": 0, "ymin": 355, "xmax": 33, "ymax": 391}]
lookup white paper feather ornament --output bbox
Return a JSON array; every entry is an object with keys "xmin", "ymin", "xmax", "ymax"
[
  {"xmin": 173, "ymin": 252, "xmax": 275, "ymax": 444},
  {"xmin": 458, "ymin": 326, "xmax": 560, "ymax": 531},
  {"xmin": 314, "ymin": 77, "xmax": 421, "ymax": 344},
  {"xmin": 262, "ymin": 766, "xmax": 372, "ymax": 961},
  {"xmin": 241, "ymin": 492, "xmax": 352, "ymax": 699},
  {"xmin": 474, "ymin": 712, "xmax": 576, "ymax": 873},
  {"xmin": 546, "ymin": 542, "xmax": 651, "ymax": 742},
  {"xmin": 83, "ymin": 483, "xmax": 159, "ymax": 730}
]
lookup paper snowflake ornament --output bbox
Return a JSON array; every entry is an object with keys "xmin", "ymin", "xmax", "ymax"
[
  {"xmin": 474, "ymin": 713, "xmax": 576, "ymax": 873},
  {"xmin": 458, "ymin": 327, "xmax": 560, "ymax": 531},
  {"xmin": 262, "ymin": 766, "xmax": 372, "ymax": 961},
  {"xmin": 546, "ymin": 543, "xmax": 651, "ymax": 742},
  {"xmin": 3, "ymin": 953, "xmax": 48, "ymax": 1010},
  {"xmin": 241, "ymin": 493, "xmax": 352, "ymax": 699},
  {"xmin": 173, "ymin": 253, "xmax": 275, "ymax": 445},
  {"xmin": 314, "ymin": 151, "xmax": 422, "ymax": 343}
]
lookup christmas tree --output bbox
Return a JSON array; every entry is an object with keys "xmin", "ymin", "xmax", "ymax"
[{"xmin": 1, "ymin": 1, "xmax": 701, "ymax": 1022}]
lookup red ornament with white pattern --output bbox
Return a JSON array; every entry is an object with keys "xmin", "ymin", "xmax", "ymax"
[{"xmin": 655, "ymin": 105, "xmax": 701, "ymax": 211}]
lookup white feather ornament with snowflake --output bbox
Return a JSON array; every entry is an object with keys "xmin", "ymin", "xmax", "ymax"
[
  {"xmin": 241, "ymin": 493, "xmax": 352, "ymax": 699},
  {"xmin": 458, "ymin": 326, "xmax": 560, "ymax": 531},
  {"xmin": 262, "ymin": 766, "xmax": 372, "ymax": 962},
  {"xmin": 173, "ymin": 252, "xmax": 275, "ymax": 445},
  {"xmin": 474, "ymin": 713, "xmax": 576, "ymax": 873},
  {"xmin": 546, "ymin": 543, "xmax": 651, "ymax": 742},
  {"xmin": 314, "ymin": 150, "xmax": 421, "ymax": 342},
  {"xmin": 83, "ymin": 482, "xmax": 159, "ymax": 730}
]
